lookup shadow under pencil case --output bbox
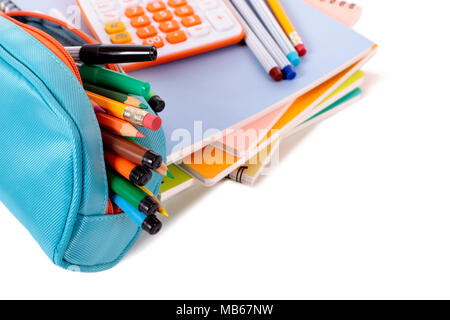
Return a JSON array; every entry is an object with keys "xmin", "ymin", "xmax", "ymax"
[{"xmin": 0, "ymin": 12, "xmax": 166, "ymax": 272}]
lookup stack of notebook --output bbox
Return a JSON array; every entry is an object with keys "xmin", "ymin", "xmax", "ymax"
[{"xmin": 153, "ymin": 0, "xmax": 375, "ymax": 200}]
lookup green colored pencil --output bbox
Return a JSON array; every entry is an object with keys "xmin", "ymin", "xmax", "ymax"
[{"xmin": 84, "ymin": 82, "xmax": 147, "ymax": 109}]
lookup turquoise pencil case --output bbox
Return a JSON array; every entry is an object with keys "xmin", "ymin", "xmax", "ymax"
[{"xmin": 0, "ymin": 12, "xmax": 166, "ymax": 272}]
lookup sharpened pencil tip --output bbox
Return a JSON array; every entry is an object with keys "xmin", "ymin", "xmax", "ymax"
[
  {"xmin": 139, "ymin": 103, "xmax": 148, "ymax": 109},
  {"xmin": 159, "ymin": 208, "xmax": 169, "ymax": 217},
  {"xmin": 167, "ymin": 170, "xmax": 175, "ymax": 179},
  {"xmin": 136, "ymin": 131, "xmax": 146, "ymax": 138}
]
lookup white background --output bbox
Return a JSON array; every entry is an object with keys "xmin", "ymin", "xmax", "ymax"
[{"xmin": 1, "ymin": 0, "xmax": 450, "ymax": 299}]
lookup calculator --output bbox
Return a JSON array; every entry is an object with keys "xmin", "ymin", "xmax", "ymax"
[{"xmin": 77, "ymin": 0, "xmax": 245, "ymax": 71}]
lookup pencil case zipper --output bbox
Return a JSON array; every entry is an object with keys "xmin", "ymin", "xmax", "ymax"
[
  {"xmin": 3, "ymin": 11, "xmax": 121, "ymax": 215},
  {"xmin": 6, "ymin": 11, "xmax": 121, "ymax": 72},
  {"xmin": 2, "ymin": 13, "xmax": 82, "ymax": 83}
]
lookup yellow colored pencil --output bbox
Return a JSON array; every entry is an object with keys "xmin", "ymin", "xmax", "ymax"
[
  {"xmin": 86, "ymin": 90, "xmax": 162, "ymax": 131},
  {"xmin": 266, "ymin": 0, "xmax": 307, "ymax": 56}
]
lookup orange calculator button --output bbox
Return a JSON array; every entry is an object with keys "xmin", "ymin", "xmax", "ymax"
[
  {"xmin": 181, "ymin": 15, "xmax": 202, "ymax": 27},
  {"xmin": 174, "ymin": 5, "xmax": 194, "ymax": 17},
  {"xmin": 153, "ymin": 9, "xmax": 173, "ymax": 22},
  {"xmin": 130, "ymin": 15, "xmax": 151, "ymax": 28},
  {"xmin": 166, "ymin": 30, "xmax": 187, "ymax": 44},
  {"xmin": 111, "ymin": 32, "xmax": 132, "ymax": 44},
  {"xmin": 105, "ymin": 21, "xmax": 126, "ymax": 34},
  {"xmin": 168, "ymin": 0, "xmax": 187, "ymax": 7},
  {"xmin": 143, "ymin": 35, "xmax": 165, "ymax": 48},
  {"xmin": 125, "ymin": 6, "xmax": 144, "ymax": 18},
  {"xmin": 159, "ymin": 20, "xmax": 180, "ymax": 33},
  {"xmin": 136, "ymin": 25, "xmax": 157, "ymax": 39},
  {"xmin": 147, "ymin": 1, "xmax": 166, "ymax": 12}
]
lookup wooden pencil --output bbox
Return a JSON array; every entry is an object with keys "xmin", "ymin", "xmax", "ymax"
[
  {"xmin": 84, "ymin": 82, "xmax": 148, "ymax": 109},
  {"xmin": 96, "ymin": 113, "xmax": 145, "ymax": 138}
]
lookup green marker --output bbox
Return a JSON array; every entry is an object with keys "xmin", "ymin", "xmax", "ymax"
[
  {"xmin": 148, "ymin": 90, "xmax": 166, "ymax": 113},
  {"xmin": 107, "ymin": 170, "xmax": 158, "ymax": 216},
  {"xmin": 84, "ymin": 83, "xmax": 147, "ymax": 109},
  {"xmin": 78, "ymin": 64, "xmax": 151, "ymax": 100}
]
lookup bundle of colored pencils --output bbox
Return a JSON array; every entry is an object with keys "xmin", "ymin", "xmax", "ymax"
[{"xmin": 78, "ymin": 62, "xmax": 170, "ymax": 236}]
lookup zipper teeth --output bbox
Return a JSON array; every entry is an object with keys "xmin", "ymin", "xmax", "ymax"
[
  {"xmin": 1, "ymin": 13, "xmax": 82, "ymax": 83},
  {"xmin": 19, "ymin": 22, "xmax": 82, "ymax": 83},
  {"xmin": 5, "ymin": 12, "xmax": 121, "ymax": 73}
]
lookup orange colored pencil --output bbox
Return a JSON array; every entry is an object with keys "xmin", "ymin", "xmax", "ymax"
[{"xmin": 96, "ymin": 113, "xmax": 145, "ymax": 138}]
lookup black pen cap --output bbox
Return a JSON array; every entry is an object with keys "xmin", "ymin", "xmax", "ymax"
[
  {"xmin": 142, "ymin": 214, "xmax": 162, "ymax": 235},
  {"xmin": 138, "ymin": 196, "xmax": 159, "ymax": 216},
  {"xmin": 129, "ymin": 166, "xmax": 153, "ymax": 187},
  {"xmin": 142, "ymin": 150, "xmax": 163, "ymax": 171},
  {"xmin": 148, "ymin": 94, "xmax": 166, "ymax": 113},
  {"xmin": 79, "ymin": 44, "xmax": 158, "ymax": 65}
]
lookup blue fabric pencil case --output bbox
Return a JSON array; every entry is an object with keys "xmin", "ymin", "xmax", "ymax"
[{"xmin": 0, "ymin": 12, "xmax": 166, "ymax": 272}]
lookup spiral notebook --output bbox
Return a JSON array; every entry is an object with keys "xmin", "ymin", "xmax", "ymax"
[{"xmin": 303, "ymin": 0, "xmax": 363, "ymax": 27}]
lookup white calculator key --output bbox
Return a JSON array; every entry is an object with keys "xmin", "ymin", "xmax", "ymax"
[
  {"xmin": 206, "ymin": 9, "xmax": 234, "ymax": 32},
  {"xmin": 197, "ymin": 0, "xmax": 219, "ymax": 11},
  {"xmin": 95, "ymin": 1, "xmax": 116, "ymax": 14},
  {"xmin": 188, "ymin": 25, "xmax": 210, "ymax": 38},
  {"xmin": 100, "ymin": 10, "xmax": 120, "ymax": 23},
  {"xmin": 119, "ymin": 0, "xmax": 139, "ymax": 7}
]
